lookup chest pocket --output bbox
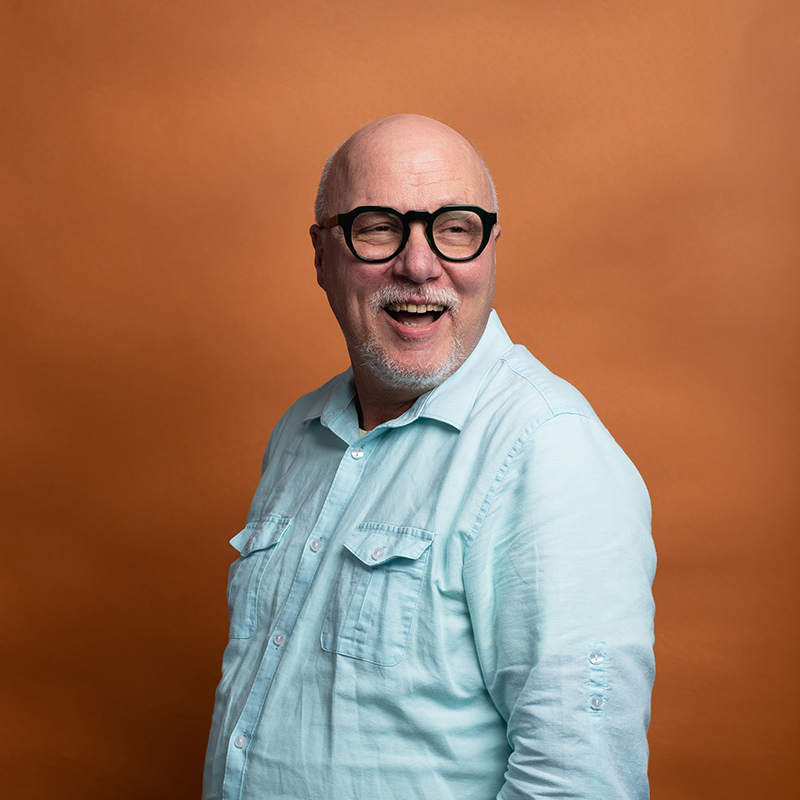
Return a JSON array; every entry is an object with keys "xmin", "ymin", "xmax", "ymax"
[
  {"xmin": 227, "ymin": 515, "xmax": 291, "ymax": 639},
  {"xmin": 321, "ymin": 522, "xmax": 435, "ymax": 667}
]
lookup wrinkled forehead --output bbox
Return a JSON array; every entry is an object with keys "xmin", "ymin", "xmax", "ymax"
[{"xmin": 334, "ymin": 128, "xmax": 494, "ymax": 212}]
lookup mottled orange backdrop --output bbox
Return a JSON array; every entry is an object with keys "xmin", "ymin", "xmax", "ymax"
[{"xmin": 2, "ymin": 1, "xmax": 798, "ymax": 798}]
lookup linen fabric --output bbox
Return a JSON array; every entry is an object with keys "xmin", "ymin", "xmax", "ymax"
[{"xmin": 203, "ymin": 311, "xmax": 656, "ymax": 800}]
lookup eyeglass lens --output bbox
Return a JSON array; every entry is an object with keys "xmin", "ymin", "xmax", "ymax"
[{"xmin": 351, "ymin": 209, "xmax": 486, "ymax": 261}]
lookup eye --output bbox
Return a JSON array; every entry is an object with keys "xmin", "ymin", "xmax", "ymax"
[
  {"xmin": 434, "ymin": 212, "xmax": 481, "ymax": 238},
  {"xmin": 352, "ymin": 212, "xmax": 402, "ymax": 238},
  {"xmin": 441, "ymin": 222, "xmax": 469, "ymax": 234}
]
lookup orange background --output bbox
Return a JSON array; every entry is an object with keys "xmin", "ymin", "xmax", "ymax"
[{"xmin": 2, "ymin": 2, "xmax": 798, "ymax": 798}]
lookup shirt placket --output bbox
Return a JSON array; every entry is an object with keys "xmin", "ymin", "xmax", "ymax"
[{"xmin": 221, "ymin": 439, "xmax": 372, "ymax": 800}]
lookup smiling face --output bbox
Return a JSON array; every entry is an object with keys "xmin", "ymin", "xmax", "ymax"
[{"xmin": 310, "ymin": 116, "xmax": 500, "ymax": 423}]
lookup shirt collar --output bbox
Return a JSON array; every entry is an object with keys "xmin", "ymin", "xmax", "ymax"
[
  {"xmin": 412, "ymin": 310, "xmax": 514, "ymax": 430},
  {"xmin": 303, "ymin": 370, "xmax": 358, "ymax": 430},
  {"xmin": 303, "ymin": 310, "xmax": 514, "ymax": 436}
]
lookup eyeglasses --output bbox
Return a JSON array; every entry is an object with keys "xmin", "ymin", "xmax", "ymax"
[{"xmin": 321, "ymin": 205, "xmax": 498, "ymax": 263}]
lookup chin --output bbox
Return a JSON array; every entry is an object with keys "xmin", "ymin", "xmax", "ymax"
[{"xmin": 355, "ymin": 335, "xmax": 466, "ymax": 394}]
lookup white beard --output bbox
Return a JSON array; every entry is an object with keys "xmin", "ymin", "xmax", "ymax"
[
  {"xmin": 355, "ymin": 329, "xmax": 466, "ymax": 393},
  {"xmin": 353, "ymin": 284, "xmax": 465, "ymax": 393}
]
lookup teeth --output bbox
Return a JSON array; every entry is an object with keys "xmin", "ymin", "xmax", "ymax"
[{"xmin": 386, "ymin": 303, "xmax": 445, "ymax": 313}]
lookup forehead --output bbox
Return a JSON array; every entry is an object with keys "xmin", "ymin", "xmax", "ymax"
[{"xmin": 338, "ymin": 129, "xmax": 492, "ymax": 212}]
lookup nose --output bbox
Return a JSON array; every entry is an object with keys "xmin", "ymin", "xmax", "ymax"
[{"xmin": 392, "ymin": 221, "xmax": 443, "ymax": 283}]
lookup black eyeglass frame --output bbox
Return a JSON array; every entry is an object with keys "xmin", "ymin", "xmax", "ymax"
[{"xmin": 321, "ymin": 205, "xmax": 498, "ymax": 263}]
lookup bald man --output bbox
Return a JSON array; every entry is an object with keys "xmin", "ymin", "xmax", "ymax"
[{"xmin": 203, "ymin": 115, "xmax": 656, "ymax": 800}]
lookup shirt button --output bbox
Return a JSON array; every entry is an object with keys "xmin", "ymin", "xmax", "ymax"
[
  {"xmin": 351, "ymin": 447, "xmax": 364, "ymax": 459},
  {"xmin": 590, "ymin": 696, "xmax": 603, "ymax": 710},
  {"xmin": 234, "ymin": 734, "xmax": 247, "ymax": 748},
  {"xmin": 273, "ymin": 632, "xmax": 285, "ymax": 646},
  {"xmin": 589, "ymin": 651, "xmax": 604, "ymax": 665},
  {"xmin": 310, "ymin": 539, "xmax": 323, "ymax": 552},
  {"xmin": 372, "ymin": 547, "xmax": 385, "ymax": 560}
]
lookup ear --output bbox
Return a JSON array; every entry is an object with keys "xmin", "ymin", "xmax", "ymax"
[
  {"xmin": 493, "ymin": 223, "xmax": 502, "ymax": 241},
  {"xmin": 309, "ymin": 224, "xmax": 326, "ymax": 288}
]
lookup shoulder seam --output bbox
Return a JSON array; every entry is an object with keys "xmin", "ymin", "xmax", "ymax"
[{"xmin": 462, "ymin": 410, "xmax": 601, "ymax": 562}]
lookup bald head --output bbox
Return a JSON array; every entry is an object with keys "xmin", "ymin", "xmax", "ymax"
[
  {"xmin": 308, "ymin": 114, "xmax": 501, "ymax": 427},
  {"xmin": 314, "ymin": 115, "xmax": 497, "ymax": 224}
]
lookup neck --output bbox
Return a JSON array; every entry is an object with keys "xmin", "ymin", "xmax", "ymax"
[{"xmin": 353, "ymin": 379, "xmax": 421, "ymax": 431}]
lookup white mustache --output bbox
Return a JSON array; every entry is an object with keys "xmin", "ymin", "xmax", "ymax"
[{"xmin": 368, "ymin": 285, "xmax": 460, "ymax": 315}]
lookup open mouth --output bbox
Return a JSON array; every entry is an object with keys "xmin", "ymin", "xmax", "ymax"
[{"xmin": 384, "ymin": 302, "xmax": 446, "ymax": 328}]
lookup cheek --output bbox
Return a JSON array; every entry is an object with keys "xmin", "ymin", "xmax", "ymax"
[
  {"xmin": 455, "ymin": 264, "xmax": 494, "ymax": 302},
  {"xmin": 343, "ymin": 269, "xmax": 392, "ymax": 305},
  {"xmin": 329, "ymin": 276, "xmax": 380, "ymax": 325}
]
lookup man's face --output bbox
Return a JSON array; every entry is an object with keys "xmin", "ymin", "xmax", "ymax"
[{"xmin": 311, "ymin": 119, "xmax": 500, "ymax": 399}]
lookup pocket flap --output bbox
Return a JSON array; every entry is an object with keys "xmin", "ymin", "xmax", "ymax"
[
  {"xmin": 343, "ymin": 523, "xmax": 434, "ymax": 566},
  {"xmin": 230, "ymin": 515, "xmax": 292, "ymax": 557}
]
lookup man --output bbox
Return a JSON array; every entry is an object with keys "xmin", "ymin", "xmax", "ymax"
[{"xmin": 204, "ymin": 114, "xmax": 656, "ymax": 800}]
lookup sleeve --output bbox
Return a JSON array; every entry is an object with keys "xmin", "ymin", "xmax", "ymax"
[{"xmin": 463, "ymin": 412, "xmax": 656, "ymax": 800}]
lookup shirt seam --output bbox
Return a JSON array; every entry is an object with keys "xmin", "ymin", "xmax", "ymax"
[{"xmin": 462, "ymin": 409, "xmax": 597, "ymax": 561}]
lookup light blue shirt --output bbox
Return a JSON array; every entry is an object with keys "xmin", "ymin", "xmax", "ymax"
[{"xmin": 204, "ymin": 311, "xmax": 656, "ymax": 800}]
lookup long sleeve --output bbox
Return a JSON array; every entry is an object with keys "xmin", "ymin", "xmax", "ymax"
[{"xmin": 464, "ymin": 411, "xmax": 656, "ymax": 799}]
